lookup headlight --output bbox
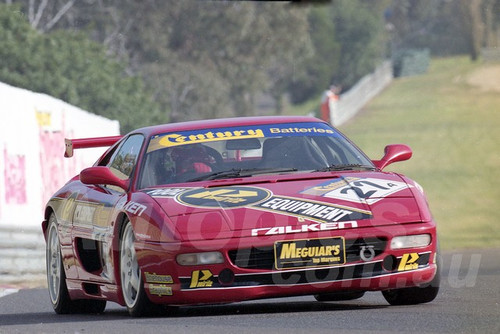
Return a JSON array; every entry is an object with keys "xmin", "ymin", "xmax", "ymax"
[
  {"xmin": 176, "ymin": 252, "xmax": 224, "ymax": 266},
  {"xmin": 390, "ymin": 234, "xmax": 431, "ymax": 249}
]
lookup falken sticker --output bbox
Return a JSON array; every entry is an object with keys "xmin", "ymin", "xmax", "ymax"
[
  {"xmin": 301, "ymin": 177, "xmax": 410, "ymax": 204},
  {"xmin": 251, "ymin": 221, "xmax": 358, "ymax": 237}
]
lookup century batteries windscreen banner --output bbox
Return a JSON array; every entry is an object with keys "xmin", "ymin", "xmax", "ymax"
[{"xmin": 147, "ymin": 122, "xmax": 340, "ymax": 152}]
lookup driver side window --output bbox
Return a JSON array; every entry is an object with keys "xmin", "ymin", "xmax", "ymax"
[{"xmin": 108, "ymin": 134, "xmax": 144, "ymax": 180}]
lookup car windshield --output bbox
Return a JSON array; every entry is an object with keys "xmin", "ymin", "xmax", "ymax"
[{"xmin": 138, "ymin": 122, "xmax": 373, "ymax": 188}]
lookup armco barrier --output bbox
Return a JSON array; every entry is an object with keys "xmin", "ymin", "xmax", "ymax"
[
  {"xmin": 481, "ymin": 47, "xmax": 500, "ymax": 62},
  {"xmin": 0, "ymin": 225, "xmax": 46, "ymax": 284},
  {"xmin": 332, "ymin": 61, "xmax": 393, "ymax": 127}
]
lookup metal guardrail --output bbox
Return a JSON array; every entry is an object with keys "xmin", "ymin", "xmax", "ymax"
[
  {"xmin": 0, "ymin": 225, "xmax": 46, "ymax": 284},
  {"xmin": 481, "ymin": 47, "xmax": 500, "ymax": 62},
  {"xmin": 333, "ymin": 61, "xmax": 393, "ymax": 127}
]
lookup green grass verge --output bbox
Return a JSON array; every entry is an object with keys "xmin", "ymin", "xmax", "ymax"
[{"xmin": 339, "ymin": 56, "xmax": 500, "ymax": 250}]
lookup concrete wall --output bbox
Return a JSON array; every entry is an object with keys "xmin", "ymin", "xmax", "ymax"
[{"xmin": 0, "ymin": 82, "xmax": 119, "ymax": 281}]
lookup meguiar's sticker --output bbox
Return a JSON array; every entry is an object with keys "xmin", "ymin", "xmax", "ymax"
[{"xmin": 274, "ymin": 237, "xmax": 346, "ymax": 270}]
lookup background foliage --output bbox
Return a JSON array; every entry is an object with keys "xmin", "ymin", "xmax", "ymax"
[
  {"xmin": 0, "ymin": 3, "xmax": 161, "ymax": 133},
  {"xmin": 1, "ymin": 0, "xmax": 499, "ymax": 133}
]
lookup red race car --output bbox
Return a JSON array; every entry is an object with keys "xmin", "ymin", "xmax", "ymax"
[{"xmin": 42, "ymin": 116, "xmax": 439, "ymax": 316}]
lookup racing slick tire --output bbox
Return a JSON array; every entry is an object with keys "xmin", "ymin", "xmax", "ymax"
[
  {"xmin": 46, "ymin": 214, "xmax": 106, "ymax": 314},
  {"xmin": 120, "ymin": 220, "xmax": 161, "ymax": 317},
  {"xmin": 382, "ymin": 254, "xmax": 441, "ymax": 305},
  {"xmin": 314, "ymin": 291, "xmax": 365, "ymax": 302}
]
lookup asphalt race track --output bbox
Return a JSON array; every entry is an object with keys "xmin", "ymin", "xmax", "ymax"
[{"xmin": 0, "ymin": 249, "xmax": 498, "ymax": 334}]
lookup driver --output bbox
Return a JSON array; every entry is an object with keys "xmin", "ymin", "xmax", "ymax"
[{"xmin": 171, "ymin": 144, "xmax": 213, "ymax": 175}]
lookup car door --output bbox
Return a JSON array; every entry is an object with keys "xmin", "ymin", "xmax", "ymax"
[{"xmin": 73, "ymin": 134, "xmax": 145, "ymax": 283}]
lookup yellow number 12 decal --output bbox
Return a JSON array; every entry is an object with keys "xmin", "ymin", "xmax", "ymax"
[{"xmin": 398, "ymin": 253, "xmax": 420, "ymax": 271}]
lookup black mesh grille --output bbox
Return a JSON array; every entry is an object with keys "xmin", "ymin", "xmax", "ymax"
[
  {"xmin": 228, "ymin": 246, "xmax": 275, "ymax": 270},
  {"xmin": 228, "ymin": 237, "xmax": 387, "ymax": 270}
]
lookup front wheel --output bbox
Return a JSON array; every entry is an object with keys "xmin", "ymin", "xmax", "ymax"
[
  {"xmin": 120, "ymin": 221, "xmax": 158, "ymax": 317},
  {"xmin": 46, "ymin": 214, "xmax": 106, "ymax": 314},
  {"xmin": 382, "ymin": 256, "xmax": 441, "ymax": 305}
]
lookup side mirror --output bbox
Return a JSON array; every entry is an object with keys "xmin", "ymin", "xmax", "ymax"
[
  {"xmin": 372, "ymin": 144, "xmax": 412, "ymax": 170},
  {"xmin": 80, "ymin": 166, "xmax": 129, "ymax": 191}
]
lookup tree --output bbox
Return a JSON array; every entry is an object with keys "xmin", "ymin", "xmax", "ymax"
[
  {"xmin": 288, "ymin": 6, "xmax": 341, "ymax": 104},
  {"xmin": 331, "ymin": 0, "xmax": 387, "ymax": 89},
  {"xmin": 4, "ymin": 0, "xmax": 398, "ymax": 122},
  {"xmin": 386, "ymin": 0, "xmax": 500, "ymax": 61},
  {"xmin": 0, "ymin": 3, "xmax": 160, "ymax": 133},
  {"xmin": 459, "ymin": 0, "xmax": 484, "ymax": 61},
  {"xmin": 118, "ymin": 1, "xmax": 312, "ymax": 119}
]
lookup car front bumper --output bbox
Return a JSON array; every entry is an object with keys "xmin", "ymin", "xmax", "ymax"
[{"xmin": 136, "ymin": 221, "xmax": 438, "ymax": 305}]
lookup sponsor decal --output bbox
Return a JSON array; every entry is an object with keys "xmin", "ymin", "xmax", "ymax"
[
  {"xmin": 56, "ymin": 197, "xmax": 112, "ymax": 228},
  {"xmin": 398, "ymin": 253, "xmax": 420, "ymax": 271},
  {"xmin": 254, "ymin": 196, "xmax": 371, "ymax": 223},
  {"xmin": 136, "ymin": 233, "xmax": 152, "ymax": 240},
  {"xmin": 145, "ymin": 188, "xmax": 189, "ymax": 198},
  {"xmin": 61, "ymin": 197, "xmax": 76, "ymax": 222},
  {"xmin": 269, "ymin": 127, "xmax": 335, "ymax": 135},
  {"xmin": 144, "ymin": 272, "xmax": 174, "ymax": 284},
  {"xmin": 177, "ymin": 186, "xmax": 271, "ymax": 209},
  {"xmin": 189, "ymin": 269, "xmax": 214, "ymax": 288},
  {"xmin": 159, "ymin": 129, "xmax": 264, "ymax": 148},
  {"xmin": 175, "ymin": 187, "xmax": 371, "ymax": 224},
  {"xmin": 178, "ymin": 252, "xmax": 432, "ymax": 290},
  {"xmin": 148, "ymin": 284, "xmax": 173, "ymax": 296},
  {"xmin": 274, "ymin": 237, "xmax": 345, "ymax": 270},
  {"xmin": 147, "ymin": 122, "xmax": 340, "ymax": 152},
  {"xmin": 73, "ymin": 204, "xmax": 96, "ymax": 226},
  {"xmin": 302, "ymin": 177, "xmax": 410, "ymax": 204},
  {"xmin": 251, "ymin": 221, "xmax": 358, "ymax": 236},
  {"xmin": 116, "ymin": 201, "xmax": 147, "ymax": 216}
]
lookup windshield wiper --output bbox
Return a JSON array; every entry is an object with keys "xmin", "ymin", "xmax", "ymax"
[
  {"xmin": 315, "ymin": 164, "xmax": 376, "ymax": 172},
  {"xmin": 186, "ymin": 167, "xmax": 298, "ymax": 182}
]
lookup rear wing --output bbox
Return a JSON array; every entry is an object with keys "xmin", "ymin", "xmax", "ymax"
[{"xmin": 64, "ymin": 135, "xmax": 123, "ymax": 158}]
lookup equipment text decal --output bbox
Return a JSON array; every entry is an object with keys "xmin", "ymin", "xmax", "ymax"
[{"xmin": 254, "ymin": 195, "xmax": 371, "ymax": 224}]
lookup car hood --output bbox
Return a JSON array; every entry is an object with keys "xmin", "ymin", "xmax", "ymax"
[{"xmin": 143, "ymin": 172, "xmax": 421, "ymax": 240}]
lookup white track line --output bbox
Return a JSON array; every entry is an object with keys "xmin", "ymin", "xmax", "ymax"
[{"xmin": 0, "ymin": 288, "xmax": 19, "ymax": 298}]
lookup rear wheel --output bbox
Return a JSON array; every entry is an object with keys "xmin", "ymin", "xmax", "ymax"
[
  {"xmin": 46, "ymin": 214, "xmax": 106, "ymax": 314},
  {"xmin": 120, "ymin": 221, "xmax": 157, "ymax": 317}
]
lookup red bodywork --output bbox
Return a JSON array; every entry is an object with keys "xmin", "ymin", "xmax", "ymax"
[{"xmin": 42, "ymin": 116, "xmax": 438, "ymax": 307}]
